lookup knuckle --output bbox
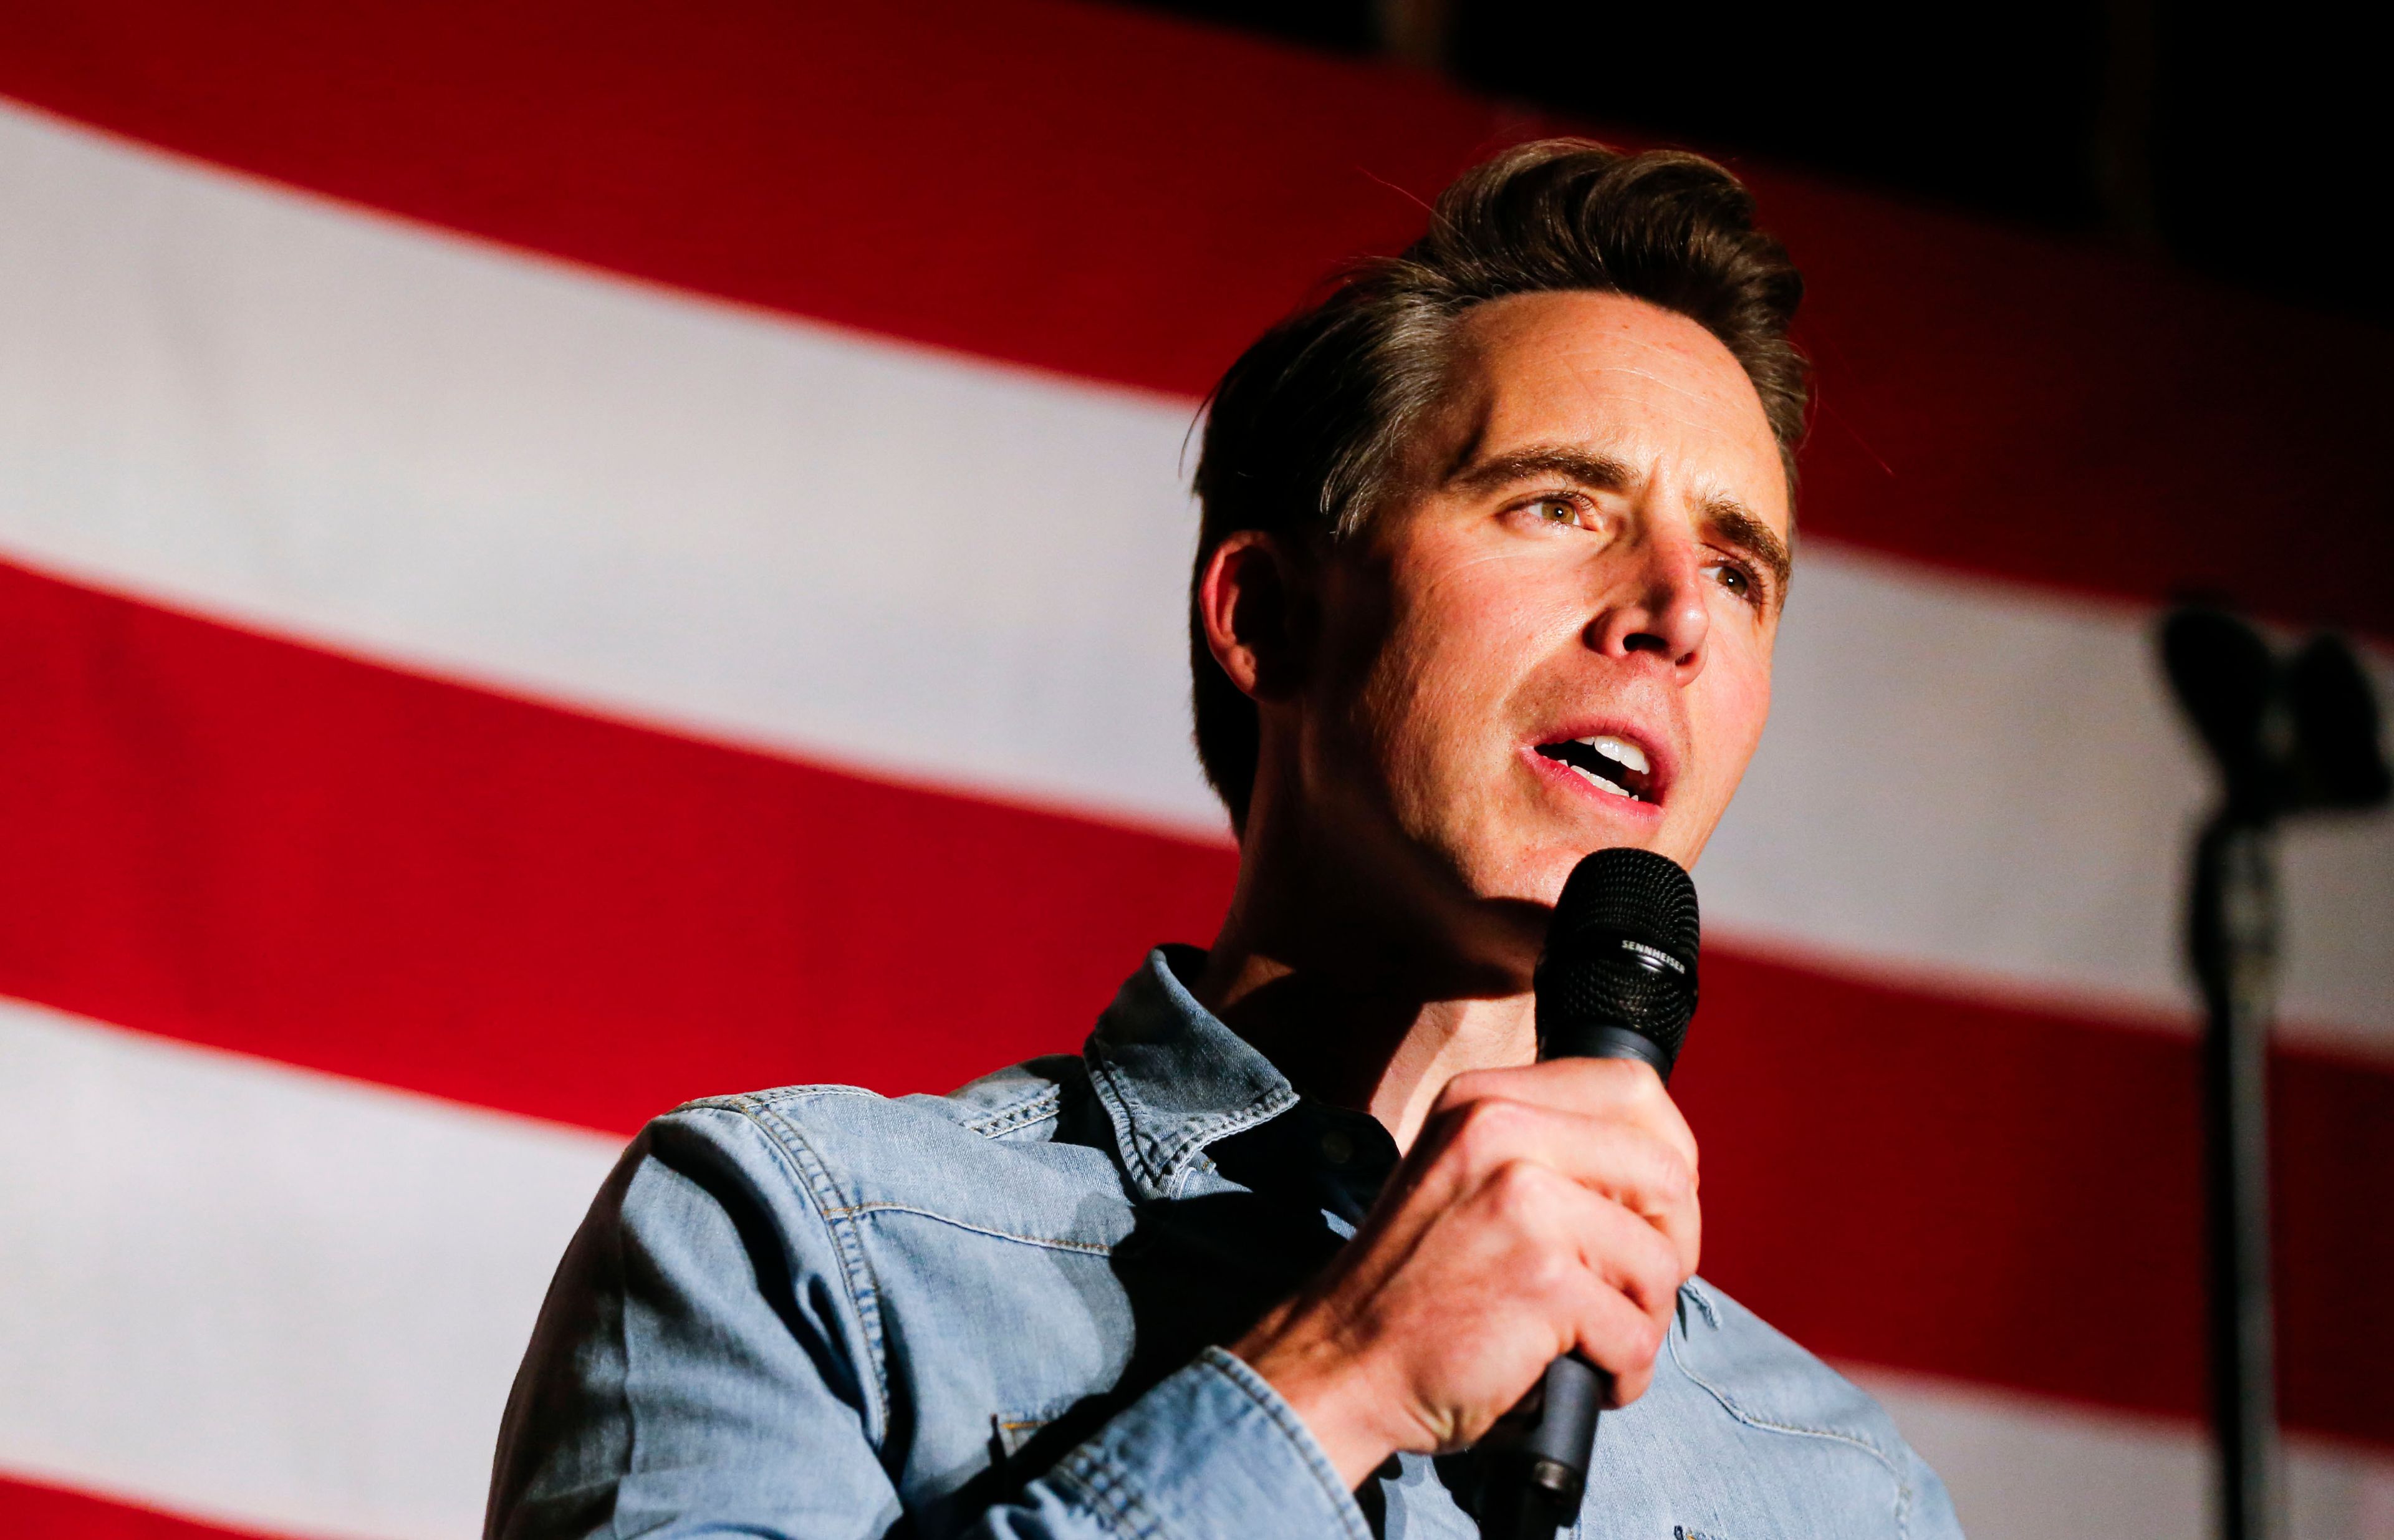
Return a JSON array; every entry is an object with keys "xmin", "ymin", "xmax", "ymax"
[
  {"xmin": 1584, "ymin": 1054, "xmax": 1644, "ymax": 1087},
  {"xmin": 1435, "ymin": 1069, "xmax": 1494, "ymax": 1113},
  {"xmin": 1624, "ymin": 1062, "xmax": 1673, "ymax": 1107},
  {"xmin": 1450, "ymin": 1096, "xmax": 1525, "ymax": 1157},
  {"xmin": 1519, "ymin": 1240, "xmax": 1577, "ymax": 1298},
  {"xmin": 1484, "ymin": 1157, "xmax": 1553, "ymax": 1216},
  {"xmin": 1653, "ymin": 1148, "xmax": 1697, "ymax": 1206},
  {"xmin": 1579, "ymin": 1057, "xmax": 1666, "ymax": 1116}
]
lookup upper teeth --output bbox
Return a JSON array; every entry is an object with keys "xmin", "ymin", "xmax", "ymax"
[{"xmin": 1582, "ymin": 735, "xmax": 1650, "ymax": 775}]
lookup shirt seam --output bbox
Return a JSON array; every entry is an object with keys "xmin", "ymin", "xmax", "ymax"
[
  {"xmin": 822, "ymin": 1201, "xmax": 1115, "ymax": 1256},
  {"xmin": 680, "ymin": 1085, "xmax": 880, "ymax": 1114},
  {"xmin": 960, "ymin": 1082, "xmax": 1067, "ymax": 1138},
  {"xmin": 722, "ymin": 1095, "xmax": 895, "ymax": 1438},
  {"xmin": 1090, "ymin": 1042, "xmax": 1303, "ymax": 1199},
  {"xmin": 1054, "ymin": 1441, "xmax": 1168, "ymax": 1540},
  {"xmin": 1155, "ymin": 1089, "xmax": 1301, "ymax": 1198},
  {"xmin": 1665, "ymin": 1331, "xmax": 1915, "ymax": 1538},
  {"xmin": 1084, "ymin": 1047, "xmax": 1173, "ymax": 1195}
]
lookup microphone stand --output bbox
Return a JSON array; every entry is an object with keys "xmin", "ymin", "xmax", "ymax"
[
  {"xmin": 2163, "ymin": 607, "xmax": 2388, "ymax": 1540},
  {"xmin": 2188, "ymin": 810, "xmax": 2279, "ymax": 1540}
]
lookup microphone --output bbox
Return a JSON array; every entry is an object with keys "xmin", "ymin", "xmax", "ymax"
[{"xmin": 1476, "ymin": 847, "xmax": 1701, "ymax": 1540}]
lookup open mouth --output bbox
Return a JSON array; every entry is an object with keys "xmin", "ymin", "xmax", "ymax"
[{"xmin": 1536, "ymin": 734, "xmax": 1658, "ymax": 803}]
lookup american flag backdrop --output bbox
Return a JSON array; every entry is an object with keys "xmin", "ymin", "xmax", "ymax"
[{"xmin": 0, "ymin": 3, "xmax": 2389, "ymax": 1538}]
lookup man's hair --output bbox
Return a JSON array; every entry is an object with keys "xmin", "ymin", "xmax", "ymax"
[{"xmin": 1188, "ymin": 138, "xmax": 1809, "ymax": 827}]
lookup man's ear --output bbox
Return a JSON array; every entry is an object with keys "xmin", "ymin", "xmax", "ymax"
[{"xmin": 1198, "ymin": 530, "xmax": 1314, "ymax": 702}]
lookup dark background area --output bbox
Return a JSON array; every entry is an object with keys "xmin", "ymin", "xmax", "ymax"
[{"xmin": 1122, "ymin": 0, "xmax": 2389, "ymax": 327}]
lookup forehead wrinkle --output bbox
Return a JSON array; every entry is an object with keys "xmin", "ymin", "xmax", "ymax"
[
  {"xmin": 1449, "ymin": 377, "xmax": 1775, "ymax": 496},
  {"xmin": 1556, "ymin": 363, "xmax": 1782, "ymax": 477},
  {"xmin": 1557, "ymin": 359, "xmax": 1736, "ymax": 414}
]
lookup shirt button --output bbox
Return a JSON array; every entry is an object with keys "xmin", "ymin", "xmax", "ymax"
[{"xmin": 1320, "ymin": 1129, "xmax": 1355, "ymax": 1166}]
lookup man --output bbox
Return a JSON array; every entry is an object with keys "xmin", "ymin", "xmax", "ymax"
[{"xmin": 487, "ymin": 140, "xmax": 1962, "ymax": 1539}]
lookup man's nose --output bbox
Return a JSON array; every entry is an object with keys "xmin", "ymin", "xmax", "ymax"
[{"xmin": 1583, "ymin": 534, "xmax": 1710, "ymax": 680}]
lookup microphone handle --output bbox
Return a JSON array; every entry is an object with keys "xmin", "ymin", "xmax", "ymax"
[
  {"xmin": 1476, "ymin": 1022, "xmax": 1671, "ymax": 1540},
  {"xmin": 1474, "ymin": 1355, "xmax": 1607, "ymax": 1540}
]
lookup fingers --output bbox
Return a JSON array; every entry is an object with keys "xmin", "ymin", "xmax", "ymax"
[
  {"xmin": 1434, "ymin": 1056, "xmax": 1671, "ymax": 1120},
  {"xmin": 1476, "ymin": 1160, "xmax": 1684, "ymax": 1317},
  {"xmin": 1414, "ymin": 1094, "xmax": 1700, "ymax": 1278},
  {"xmin": 1241, "ymin": 1056, "xmax": 1707, "ymax": 1473},
  {"xmin": 1468, "ymin": 1162, "xmax": 1681, "ymax": 1407},
  {"xmin": 1432, "ymin": 1057, "xmax": 1698, "ymax": 1181},
  {"xmin": 1572, "ymin": 1278, "xmax": 1671, "ymax": 1407}
]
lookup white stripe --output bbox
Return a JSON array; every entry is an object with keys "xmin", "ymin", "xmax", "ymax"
[
  {"xmin": 1854, "ymin": 1366, "xmax": 2394, "ymax": 1540},
  {"xmin": 0, "ymin": 996, "xmax": 619, "ymax": 1540},
  {"xmin": 0, "ymin": 101, "xmax": 2387, "ymax": 1048},
  {"xmin": 1709, "ymin": 549, "xmax": 2394, "ymax": 1045},
  {"xmin": 5, "ymin": 998, "xmax": 2387, "ymax": 1540}
]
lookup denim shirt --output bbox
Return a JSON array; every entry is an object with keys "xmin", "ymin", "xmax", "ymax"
[{"xmin": 488, "ymin": 946, "xmax": 1962, "ymax": 1540}]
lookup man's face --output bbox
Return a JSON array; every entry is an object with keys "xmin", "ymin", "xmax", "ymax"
[{"xmin": 1286, "ymin": 291, "xmax": 1790, "ymax": 960}]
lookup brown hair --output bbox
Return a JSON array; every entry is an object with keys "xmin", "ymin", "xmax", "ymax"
[{"xmin": 1188, "ymin": 138, "xmax": 1809, "ymax": 827}]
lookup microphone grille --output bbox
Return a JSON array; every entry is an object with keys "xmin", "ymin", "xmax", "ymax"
[{"xmin": 1536, "ymin": 847, "xmax": 1701, "ymax": 1077}]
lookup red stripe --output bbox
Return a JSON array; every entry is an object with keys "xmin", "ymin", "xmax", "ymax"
[
  {"xmin": 3, "ymin": 557, "xmax": 2387, "ymax": 1448},
  {"xmin": 0, "ymin": 556, "xmax": 1234, "ymax": 1135},
  {"xmin": 0, "ymin": 0, "xmax": 2386, "ymax": 638},
  {"xmin": 1685, "ymin": 960, "xmax": 2393, "ymax": 1445},
  {"xmin": 0, "ymin": 1477, "xmax": 287, "ymax": 1540}
]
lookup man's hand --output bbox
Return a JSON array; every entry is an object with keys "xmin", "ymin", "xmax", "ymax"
[{"xmin": 1228, "ymin": 1059, "xmax": 1699, "ymax": 1489}]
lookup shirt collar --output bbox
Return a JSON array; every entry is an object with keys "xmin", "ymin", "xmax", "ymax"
[{"xmin": 1082, "ymin": 945, "xmax": 1302, "ymax": 1200}]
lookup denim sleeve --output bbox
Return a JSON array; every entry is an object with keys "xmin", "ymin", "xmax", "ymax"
[
  {"xmin": 484, "ymin": 1106, "xmax": 1371, "ymax": 1540},
  {"xmin": 1903, "ymin": 1441, "xmax": 1965, "ymax": 1539}
]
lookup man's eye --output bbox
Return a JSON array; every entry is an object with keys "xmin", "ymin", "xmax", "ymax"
[
  {"xmin": 1706, "ymin": 561, "xmax": 1759, "ymax": 602},
  {"xmin": 1531, "ymin": 496, "xmax": 1584, "ymax": 526}
]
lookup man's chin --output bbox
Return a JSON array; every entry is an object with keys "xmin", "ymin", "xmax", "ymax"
[
  {"xmin": 1484, "ymin": 824, "xmax": 1690, "ymax": 912},
  {"xmin": 1379, "ymin": 807, "xmax": 1681, "ymax": 971},
  {"xmin": 1453, "ymin": 842, "xmax": 1607, "ymax": 920}
]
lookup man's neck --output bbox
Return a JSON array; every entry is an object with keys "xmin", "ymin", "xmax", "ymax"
[{"xmin": 1190, "ymin": 926, "xmax": 1537, "ymax": 1152}]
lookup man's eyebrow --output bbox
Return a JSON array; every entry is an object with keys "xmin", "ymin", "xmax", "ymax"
[
  {"xmin": 1444, "ymin": 445, "xmax": 1634, "ymax": 494},
  {"xmin": 1447, "ymin": 443, "xmax": 1794, "ymax": 604},
  {"xmin": 1704, "ymin": 497, "xmax": 1794, "ymax": 604}
]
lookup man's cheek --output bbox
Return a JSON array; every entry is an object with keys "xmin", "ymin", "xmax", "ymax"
[
  {"xmin": 1721, "ymin": 673, "xmax": 1772, "ymax": 754},
  {"xmin": 1690, "ymin": 675, "xmax": 1773, "ymax": 829},
  {"xmin": 1703, "ymin": 635, "xmax": 1774, "ymax": 744}
]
